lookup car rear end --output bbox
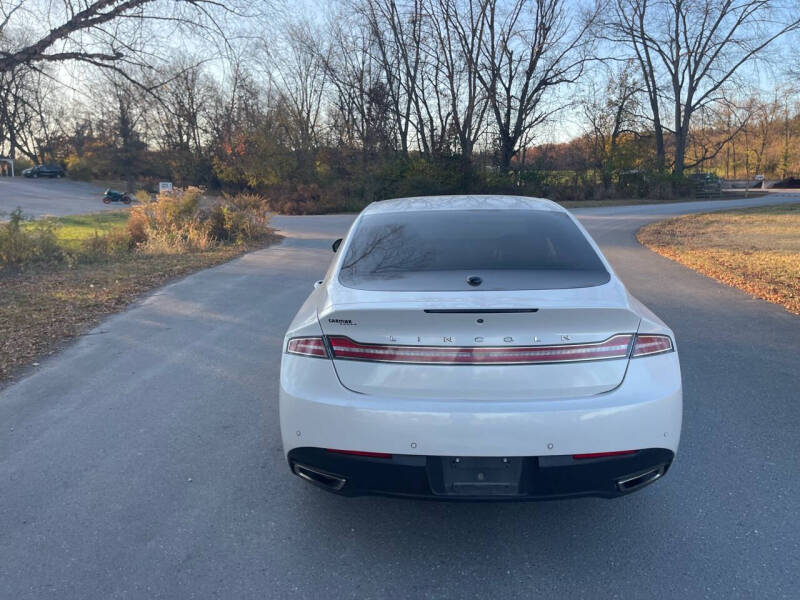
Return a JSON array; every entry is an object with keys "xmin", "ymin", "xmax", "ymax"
[{"xmin": 279, "ymin": 198, "xmax": 682, "ymax": 499}]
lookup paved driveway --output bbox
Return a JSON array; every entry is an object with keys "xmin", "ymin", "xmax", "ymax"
[
  {"xmin": 0, "ymin": 193, "xmax": 798, "ymax": 599},
  {"xmin": 0, "ymin": 177, "xmax": 115, "ymax": 219}
]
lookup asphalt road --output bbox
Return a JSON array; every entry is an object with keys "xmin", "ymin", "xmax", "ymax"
[
  {"xmin": 1, "ymin": 193, "xmax": 799, "ymax": 599},
  {"xmin": 0, "ymin": 177, "xmax": 114, "ymax": 219}
]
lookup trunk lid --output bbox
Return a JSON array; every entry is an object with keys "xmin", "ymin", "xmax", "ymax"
[{"xmin": 319, "ymin": 293, "xmax": 640, "ymax": 400}]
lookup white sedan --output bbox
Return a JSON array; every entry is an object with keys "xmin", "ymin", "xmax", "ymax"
[{"xmin": 280, "ymin": 195, "xmax": 682, "ymax": 499}]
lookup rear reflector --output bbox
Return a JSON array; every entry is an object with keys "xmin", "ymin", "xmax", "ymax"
[
  {"xmin": 326, "ymin": 449, "xmax": 392, "ymax": 458},
  {"xmin": 573, "ymin": 450, "xmax": 637, "ymax": 459},
  {"xmin": 632, "ymin": 334, "xmax": 673, "ymax": 357},
  {"xmin": 327, "ymin": 334, "xmax": 634, "ymax": 365},
  {"xmin": 286, "ymin": 336, "xmax": 328, "ymax": 358}
]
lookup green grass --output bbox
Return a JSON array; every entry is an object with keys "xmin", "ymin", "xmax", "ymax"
[{"xmin": 27, "ymin": 211, "xmax": 130, "ymax": 250}]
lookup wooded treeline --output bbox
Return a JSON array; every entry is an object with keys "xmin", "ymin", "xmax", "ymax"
[{"xmin": 1, "ymin": 0, "xmax": 799, "ymax": 210}]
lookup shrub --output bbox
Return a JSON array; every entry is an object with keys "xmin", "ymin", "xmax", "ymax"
[
  {"xmin": 80, "ymin": 229, "xmax": 133, "ymax": 261},
  {"xmin": 134, "ymin": 190, "xmax": 152, "ymax": 204},
  {"xmin": 207, "ymin": 193, "xmax": 273, "ymax": 242},
  {"xmin": 127, "ymin": 187, "xmax": 205, "ymax": 249},
  {"xmin": 127, "ymin": 188, "xmax": 273, "ymax": 252},
  {"xmin": 127, "ymin": 209, "xmax": 148, "ymax": 247},
  {"xmin": 262, "ymin": 184, "xmax": 324, "ymax": 215},
  {"xmin": 0, "ymin": 209, "xmax": 63, "ymax": 269},
  {"xmin": 64, "ymin": 155, "xmax": 96, "ymax": 181},
  {"xmin": 226, "ymin": 191, "xmax": 266, "ymax": 212}
]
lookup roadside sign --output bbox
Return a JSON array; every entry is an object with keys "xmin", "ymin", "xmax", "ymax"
[{"xmin": 159, "ymin": 181, "xmax": 173, "ymax": 193}]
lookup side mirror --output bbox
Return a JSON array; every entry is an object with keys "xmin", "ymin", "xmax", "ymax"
[
  {"xmin": 313, "ymin": 280, "xmax": 323, "ymax": 289},
  {"xmin": 332, "ymin": 238, "xmax": 343, "ymax": 253}
]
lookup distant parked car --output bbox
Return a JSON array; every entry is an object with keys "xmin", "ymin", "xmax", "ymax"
[{"xmin": 23, "ymin": 164, "xmax": 65, "ymax": 178}]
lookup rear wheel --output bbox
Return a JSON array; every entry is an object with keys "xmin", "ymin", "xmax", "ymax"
[{"xmin": 122, "ymin": 195, "xmax": 132, "ymax": 204}]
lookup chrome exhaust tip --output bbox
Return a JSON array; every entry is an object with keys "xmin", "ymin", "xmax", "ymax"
[
  {"xmin": 292, "ymin": 463, "xmax": 347, "ymax": 491},
  {"xmin": 616, "ymin": 465, "xmax": 665, "ymax": 493}
]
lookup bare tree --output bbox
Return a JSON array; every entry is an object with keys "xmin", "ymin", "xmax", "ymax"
[
  {"xmin": 157, "ymin": 61, "xmax": 211, "ymax": 156},
  {"xmin": 479, "ymin": 0, "xmax": 599, "ymax": 173},
  {"xmin": 582, "ymin": 60, "xmax": 642, "ymax": 189},
  {"xmin": 150, "ymin": 58, "xmax": 217, "ymax": 184},
  {"xmin": 427, "ymin": 0, "xmax": 490, "ymax": 182},
  {"xmin": 609, "ymin": 0, "xmax": 800, "ymax": 175},
  {"xmin": 0, "ymin": 67, "xmax": 32, "ymax": 159},
  {"xmin": 0, "ymin": 61, "xmax": 63, "ymax": 163},
  {"xmin": 0, "ymin": 1, "xmax": 245, "ymax": 75},
  {"xmin": 685, "ymin": 93, "xmax": 751, "ymax": 176},
  {"xmin": 362, "ymin": 0, "xmax": 425, "ymax": 155},
  {"xmin": 88, "ymin": 70, "xmax": 153, "ymax": 190},
  {"xmin": 323, "ymin": 12, "xmax": 397, "ymax": 155},
  {"xmin": 267, "ymin": 22, "xmax": 329, "ymax": 170}
]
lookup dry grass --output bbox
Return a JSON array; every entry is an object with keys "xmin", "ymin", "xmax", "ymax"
[
  {"xmin": 637, "ymin": 203, "xmax": 800, "ymax": 314},
  {"xmin": 1, "ymin": 191, "xmax": 281, "ymax": 382},
  {"xmin": 0, "ymin": 238, "xmax": 280, "ymax": 383}
]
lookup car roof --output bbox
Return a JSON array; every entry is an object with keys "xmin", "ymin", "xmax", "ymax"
[{"xmin": 363, "ymin": 195, "xmax": 564, "ymax": 215}]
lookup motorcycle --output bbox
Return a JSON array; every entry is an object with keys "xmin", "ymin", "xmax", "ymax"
[{"xmin": 102, "ymin": 188, "xmax": 133, "ymax": 205}]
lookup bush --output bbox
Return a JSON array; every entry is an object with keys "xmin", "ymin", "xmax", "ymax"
[
  {"xmin": 0, "ymin": 209, "xmax": 63, "ymax": 269},
  {"xmin": 263, "ymin": 184, "xmax": 325, "ymax": 215},
  {"xmin": 127, "ymin": 209, "xmax": 149, "ymax": 247},
  {"xmin": 206, "ymin": 192, "xmax": 273, "ymax": 243},
  {"xmin": 80, "ymin": 229, "xmax": 133, "ymax": 261},
  {"xmin": 134, "ymin": 190, "xmax": 152, "ymax": 204},
  {"xmin": 64, "ymin": 155, "xmax": 96, "ymax": 180},
  {"xmin": 127, "ymin": 187, "xmax": 273, "ymax": 252}
]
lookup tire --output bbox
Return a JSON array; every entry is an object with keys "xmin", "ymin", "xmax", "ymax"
[
  {"xmin": 122, "ymin": 195, "xmax": 132, "ymax": 205},
  {"xmin": 33, "ymin": 173, "xmax": 39, "ymax": 178},
  {"xmin": 102, "ymin": 197, "xmax": 111, "ymax": 204}
]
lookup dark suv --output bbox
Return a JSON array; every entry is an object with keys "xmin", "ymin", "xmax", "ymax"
[{"xmin": 23, "ymin": 164, "xmax": 66, "ymax": 178}]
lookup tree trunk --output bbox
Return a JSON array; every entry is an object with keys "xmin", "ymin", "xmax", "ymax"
[
  {"xmin": 601, "ymin": 169, "xmax": 612, "ymax": 191},
  {"xmin": 653, "ymin": 121, "xmax": 665, "ymax": 171},
  {"xmin": 673, "ymin": 132, "xmax": 686, "ymax": 177},
  {"xmin": 460, "ymin": 144, "xmax": 474, "ymax": 192},
  {"xmin": 498, "ymin": 138, "xmax": 515, "ymax": 174}
]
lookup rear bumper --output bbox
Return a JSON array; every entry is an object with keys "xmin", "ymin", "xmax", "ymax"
[
  {"xmin": 280, "ymin": 350, "xmax": 682, "ymax": 458},
  {"xmin": 288, "ymin": 447, "xmax": 675, "ymax": 499}
]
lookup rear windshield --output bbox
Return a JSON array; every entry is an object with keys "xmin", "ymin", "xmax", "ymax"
[{"xmin": 338, "ymin": 209, "xmax": 610, "ymax": 291}]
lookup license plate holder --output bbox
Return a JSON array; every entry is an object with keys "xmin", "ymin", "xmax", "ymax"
[{"xmin": 439, "ymin": 456, "xmax": 523, "ymax": 496}]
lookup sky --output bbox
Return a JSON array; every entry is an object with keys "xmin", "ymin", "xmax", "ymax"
[{"xmin": 11, "ymin": 0, "xmax": 800, "ymax": 146}]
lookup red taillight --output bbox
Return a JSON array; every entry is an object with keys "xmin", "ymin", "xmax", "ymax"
[
  {"xmin": 326, "ymin": 449, "xmax": 392, "ymax": 458},
  {"xmin": 327, "ymin": 334, "xmax": 634, "ymax": 365},
  {"xmin": 573, "ymin": 450, "xmax": 637, "ymax": 459},
  {"xmin": 631, "ymin": 334, "xmax": 673, "ymax": 357},
  {"xmin": 286, "ymin": 336, "xmax": 329, "ymax": 358}
]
